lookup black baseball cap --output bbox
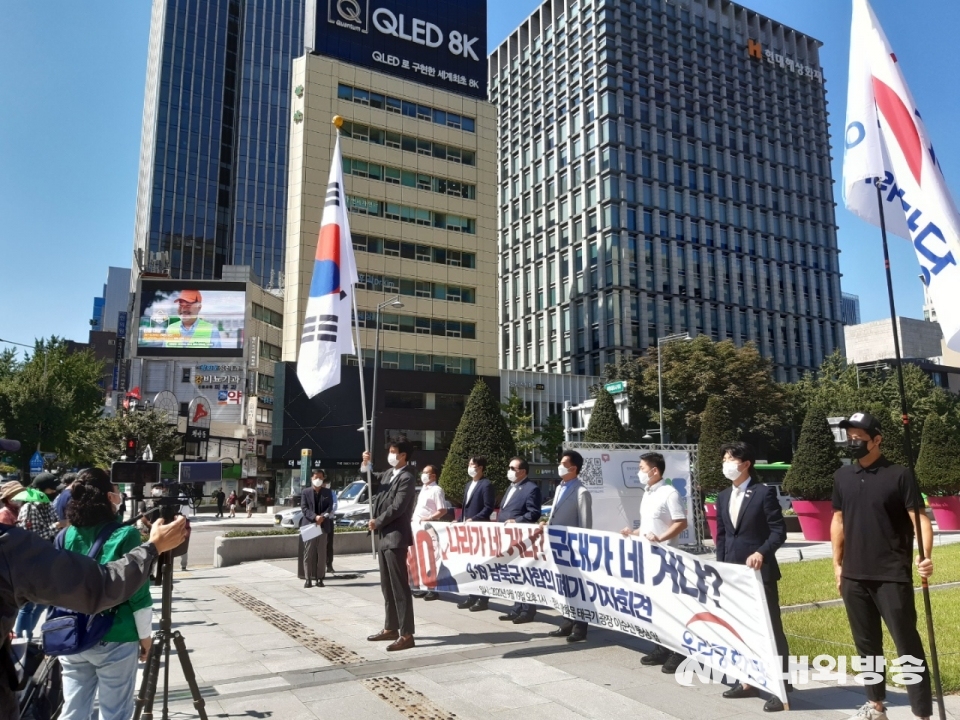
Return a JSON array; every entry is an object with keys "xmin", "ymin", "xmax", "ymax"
[{"xmin": 839, "ymin": 412, "xmax": 883, "ymax": 436}]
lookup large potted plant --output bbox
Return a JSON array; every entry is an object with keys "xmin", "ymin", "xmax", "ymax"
[
  {"xmin": 696, "ymin": 396, "xmax": 736, "ymax": 540},
  {"xmin": 782, "ymin": 407, "xmax": 841, "ymax": 540},
  {"xmin": 916, "ymin": 413, "xmax": 960, "ymax": 531}
]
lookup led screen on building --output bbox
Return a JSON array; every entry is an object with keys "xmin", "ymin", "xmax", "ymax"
[
  {"xmin": 137, "ymin": 281, "xmax": 246, "ymax": 357},
  {"xmin": 310, "ymin": 0, "xmax": 487, "ymax": 100}
]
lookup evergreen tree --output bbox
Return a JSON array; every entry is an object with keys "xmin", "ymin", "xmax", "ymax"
[
  {"xmin": 537, "ymin": 413, "xmax": 566, "ymax": 464},
  {"xmin": 915, "ymin": 413, "xmax": 960, "ymax": 496},
  {"xmin": 71, "ymin": 409, "xmax": 182, "ymax": 470},
  {"xmin": 584, "ymin": 388, "xmax": 627, "ymax": 443},
  {"xmin": 696, "ymin": 396, "xmax": 737, "ymax": 499},
  {"xmin": 863, "ymin": 402, "xmax": 913, "ymax": 468},
  {"xmin": 783, "ymin": 407, "xmax": 841, "ymax": 501},
  {"xmin": 500, "ymin": 390, "xmax": 538, "ymax": 457},
  {"xmin": 439, "ymin": 380, "xmax": 516, "ymax": 504}
]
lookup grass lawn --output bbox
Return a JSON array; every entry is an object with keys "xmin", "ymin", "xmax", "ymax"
[
  {"xmin": 783, "ymin": 586, "xmax": 960, "ymax": 693},
  {"xmin": 778, "ymin": 542, "xmax": 960, "ymax": 607}
]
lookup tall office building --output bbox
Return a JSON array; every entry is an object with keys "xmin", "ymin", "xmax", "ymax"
[
  {"xmin": 132, "ymin": 0, "xmax": 304, "ymax": 286},
  {"xmin": 491, "ymin": 0, "xmax": 843, "ymax": 382},
  {"xmin": 273, "ymin": 0, "xmax": 495, "ymax": 473},
  {"xmin": 841, "ymin": 292, "xmax": 861, "ymax": 326}
]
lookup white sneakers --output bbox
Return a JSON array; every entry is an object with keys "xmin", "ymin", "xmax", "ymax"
[{"xmin": 849, "ymin": 702, "xmax": 887, "ymax": 720}]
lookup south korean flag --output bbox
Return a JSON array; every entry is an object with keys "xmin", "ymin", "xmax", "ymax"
[{"xmin": 296, "ymin": 133, "xmax": 359, "ymax": 398}]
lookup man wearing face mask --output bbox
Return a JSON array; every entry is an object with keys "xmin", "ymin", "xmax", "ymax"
[
  {"xmin": 832, "ymin": 413, "xmax": 934, "ymax": 720},
  {"xmin": 620, "ymin": 452, "xmax": 688, "ymax": 671},
  {"xmin": 412, "ymin": 465, "xmax": 448, "ymax": 601},
  {"xmin": 547, "ymin": 450, "xmax": 593, "ymax": 642},
  {"xmin": 361, "ymin": 442, "xmax": 417, "ymax": 651},
  {"xmin": 714, "ymin": 441, "xmax": 789, "ymax": 712},
  {"xmin": 300, "ymin": 469, "xmax": 335, "ymax": 588},
  {"xmin": 498, "ymin": 457, "xmax": 542, "ymax": 624},
  {"xmin": 456, "ymin": 456, "xmax": 496, "ymax": 612}
]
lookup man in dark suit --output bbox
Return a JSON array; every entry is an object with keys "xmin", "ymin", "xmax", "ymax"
[
  {"xmin": 497, "ymin": 456, "xmax": 542, "ymax": 624},
  {"xmin": 362, "ymin": 442, "xmax": 418, "ymax": 651},
  {"xmin": 456, "ymin": 456, "xmax": 496, "ymax": 612},
  {"xmin": 300, "ymin": 468, "xmax": 335, "ymax": 587},
  {"xmin": 715, "ymin": 441, "xmax": 789, "ymax": 713}
]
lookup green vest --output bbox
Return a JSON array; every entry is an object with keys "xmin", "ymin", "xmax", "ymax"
[{"xmin": 166, "ymin": 319, "xmax": 214, "ymax": 347}]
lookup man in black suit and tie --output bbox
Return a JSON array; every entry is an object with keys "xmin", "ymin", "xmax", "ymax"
[
  {"xmin": 456, "ymin": 456, "xmax": 496, "ymax": 612},
  {"xmin": 497, "ymin": 456, "xmax": 542, "ymax": 624},
  {"xmin": 715, "ymin": 441, "xmax": 789, "ymax": 713},
  {"xmin": 300, "ymin": 469, "xmax": 335, "ymax": 587},
  {"xmin": 362, "ymin": 441, "xmax": 418, "ymax": 651}
]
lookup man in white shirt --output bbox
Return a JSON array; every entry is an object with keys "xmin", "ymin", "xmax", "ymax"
[
  {"xmin": 412, "ymin": 465, "xmax": 448, "ymax": 601},
  {"xmin": 621, "ymin": 451, "xmax": 687, "ymax": 670}
]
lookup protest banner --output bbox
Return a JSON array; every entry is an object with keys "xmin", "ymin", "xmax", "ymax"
[{"xmin": 408, "ymin": 521, "xmax": 786, "ymax": 702}]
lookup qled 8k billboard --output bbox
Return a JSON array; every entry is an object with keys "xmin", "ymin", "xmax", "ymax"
[
  {"xmin": 311, "ymin": 0, "xmax": 487, "ymax": 100},
  {"xmin": 137, "ymin": 281, "xmax": 246, "ymax": 357}
]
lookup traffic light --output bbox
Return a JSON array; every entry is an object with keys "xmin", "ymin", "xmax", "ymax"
[{"xmin": 125, "ymin": 436, "xmax": 139, "ymax": 459}]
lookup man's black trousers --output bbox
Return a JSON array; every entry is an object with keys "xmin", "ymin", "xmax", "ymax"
[
  {"xmin": 841, "ymin": 578, "xmax": 932, "ymax": 718},
  {"xmin": 379, "ymin": 546, "xmax": 415, "ymax": 636}
]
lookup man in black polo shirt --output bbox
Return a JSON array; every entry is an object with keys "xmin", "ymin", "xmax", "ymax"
[{"xmin": 831, "ymin": 412, "xmax": 934, "ymax": 720}]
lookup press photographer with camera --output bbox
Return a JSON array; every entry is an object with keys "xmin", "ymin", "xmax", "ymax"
[{"xmin": 0, "ymin": 447, "xmax": 187, "ymax": 720}]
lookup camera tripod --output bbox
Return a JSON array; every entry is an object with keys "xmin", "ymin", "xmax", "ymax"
[{"xmin": 133, "ymin": 549, "xmax": 207, "ymax": 720}]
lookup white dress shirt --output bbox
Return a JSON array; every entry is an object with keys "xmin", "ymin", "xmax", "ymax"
[
  {"xmin": 464, "ymin": 478, "xmax": 479, "ymax": 504},
  {"xmin": 638, "ymin": 480, "xmax": 687, "ymax": 546},
  {"xmin": 501, "ymin": 483, "xmax": 519, "ymax": 509},
  {"xmin": 729, "ymin": 478, "xmax": 752, "ymax": 526},
  {"xmin": 414, "ymin": 482, "xmax": 447, "ymax": 521}
]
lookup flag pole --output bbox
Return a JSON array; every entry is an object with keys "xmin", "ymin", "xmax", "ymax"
[
  {"xmin": 874, "ymin": 179, "xmax": 947, "ymax": 720},
  {"xmin": 332, "ymin": 115, "xmax": 376, "ymax": 559}
]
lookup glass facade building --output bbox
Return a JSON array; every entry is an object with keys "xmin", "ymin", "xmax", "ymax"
[
  {"xmin": 491, "ymin": 0, "xmax": 844, "ymax": 382},
  {"xmin": 132, "ymin": 0, "xmax": 303, "ymax": 286}
]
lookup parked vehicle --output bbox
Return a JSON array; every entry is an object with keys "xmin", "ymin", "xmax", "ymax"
[{"xmin": 274, "ymin": 479, "xmax": 372, "ymax": 528}]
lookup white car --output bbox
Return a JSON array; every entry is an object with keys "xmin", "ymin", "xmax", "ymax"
[{"xmin": 274, "ymin": 479, "xmax": 371, "ymax": 527}]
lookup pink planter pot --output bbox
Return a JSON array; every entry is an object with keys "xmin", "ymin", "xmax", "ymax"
[
  {"xmin": 704, "ymin": 502, "xmax": 718, "ymax": 541},
  {"xmin": 792, "ymin": 500, "xmax": 834, "ymax": 541},
  {"xmin": 928, "ymin": 496, "xmax": 960, "ymax": 531}
]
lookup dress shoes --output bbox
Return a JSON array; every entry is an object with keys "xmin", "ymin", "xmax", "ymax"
[
  {"xmin": 423, "ymin": 592, "xmax": 439, "ymax": 601},
  {"xmin": 566, "ymin": 631, "xmax": 587, "ymax": 643},
  {"xmin": 412, "ymin": 590, "xmax": 427, "ymax": 599},
  {"xmin": 456, "ymin": 598, "xmax": 476, "ymax": 609},
  {"xmin": 386, "ymin": 635, "xmax": 415, "ymax": 652},
  {"xmin": 499, "ymin": 612, "xmax": 520, "ymax": 621},
  {"xmin": 661, "ymin": 653, "xmax": 685, "ymax": 674},
  {"xmin": 468, "ymin": 599, "xmax": 489, "ymax": 612},
  {"xmin": 722, "ymin": 683, "xmax": 760, "ymax": 699},
  {"xmin": 763, "ymin": 696, "xmax": 784, "ymax": 712},
  {"xmin": 512, "ymin": 612, "xmax": 536, "ymax": 625},
  {"xmin": 548, "ymin": 625, "xmax": 573, "ymax": 638},
  {"xmin": 367, "ymin": 629, "xmax": 400, "ymax": 642},
  {"xmin": 303, "ymin": 580, "xmax": 312, "ymax": 588},
  {"xmin": 640, "ymin": 648, "xmax": 670, "ymax": 666},
  {"xmin": 316, "ymin": 580, "xmax": 324, "ymax": 588}
]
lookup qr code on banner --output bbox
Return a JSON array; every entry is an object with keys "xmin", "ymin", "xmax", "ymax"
[{"xmin": 580, "ymin": 457, "xmax": 604, "ymax": 487}]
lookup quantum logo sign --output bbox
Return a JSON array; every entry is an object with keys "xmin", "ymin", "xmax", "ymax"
[{"xmin": 328, "ymin": 0, "xmax": 369, "ymax": 33}]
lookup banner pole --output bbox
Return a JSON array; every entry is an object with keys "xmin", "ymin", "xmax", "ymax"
[
  {"xmin": 350, "ymin": 279, "xmax": 376, "ymax": 559},
  {"xmin": 874, "ymin": 179, "xmax": 946, "ymax": 720}
]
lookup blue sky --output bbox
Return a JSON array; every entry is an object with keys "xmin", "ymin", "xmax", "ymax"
[{"xmin": 2, "ymin": 0, "xmax": 960, "ymax": 353}]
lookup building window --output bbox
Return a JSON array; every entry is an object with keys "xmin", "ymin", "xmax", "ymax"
[
  {"xmin": 338, "ymin": 83, "xmax": 476, "ymax": 132},
  {"xmin": 340, "ymin": 121, "xmax": 476, "ymax": 166},
  {"xmin": 346, "ymin": 195, "xmax": 476, "ymax": 234},
  {"xmin": 259, "ymin": 341, "xmax": 282, "ymax": 362},
  {"xmin": 252, "ymin": 303, "xmax": 282, "ymax": 328},
  {"xmin": 385, "ymin": 391, "xmax": 425, "ymax": 409}
]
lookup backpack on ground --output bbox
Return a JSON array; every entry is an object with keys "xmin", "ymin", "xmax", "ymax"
[{"xmin": 40, "ymin": 522, "xmax": 120, "ymax": 656}]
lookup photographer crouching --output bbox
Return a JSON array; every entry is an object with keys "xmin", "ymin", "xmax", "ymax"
[{"xmin": 1, "ymin": 461, "xmax": 187, "ymax": 720}]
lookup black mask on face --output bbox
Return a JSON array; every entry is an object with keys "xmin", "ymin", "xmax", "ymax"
[{"xmin": 848, "ymin": 438, "xmax": 871, "ymax": 459}]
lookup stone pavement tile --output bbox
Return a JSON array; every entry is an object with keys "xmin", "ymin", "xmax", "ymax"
[
  {"xmin": 193, "ymin": 660, "xmax": 271, "ymax": 684},
  {"xmin": 548, "ymin": 657, "xmax": 662, "ymax": 691},
  {"xmin": 614, "ymin": 677, "xmax": 749, "ymax": 720},
  {"xmin": 528, "ymin": 677, "xmax": 681, "ymax": 719},
  {"xmin": 416, "ymin": 661, "xmax": 491, "ymax": 684},
  {"xmin": 303, "ymin": 686, "xmax": 408, "ymax": 720},
  {"xmin": 235, "ymin": 631, "xmax": 302, "ymax": 651},
  {"xmin": 291, "ymin": 676, "xmax": 367, "ymax": 702},
  {"xmin": 489, "ymin": 701, "xmax": 614, "ymax": 720},
  {"xmin": 256, "ymin": 647, "xmax": 333, "ymax": 674},
  {"xmin": 474, "ymin": 657, "xmax": 576, "ymax": 686},
  {"xmin": 216, "ymin": 692, "xmax": 316, "ymax": 720},
  {"xmin": 419, "ymin": 672, "xmax": 552, "ymax": 712},
  {"xmin": 183, "ymin": 646, "xmax": 259, "ymax": 669},
  {"xmin": 213, "ymin": 675, "xmax": 290, "ymax": 696}
]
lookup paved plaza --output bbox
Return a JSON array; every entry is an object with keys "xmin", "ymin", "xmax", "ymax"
[{"xmin": 147, "ymin": 539, "xmax": 960, "ymax": 720}]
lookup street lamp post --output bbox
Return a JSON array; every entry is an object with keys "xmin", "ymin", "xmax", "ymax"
[
  {"xmin": 656, "ymin": 333, "xmax": 691, "ymax": 443},
  {"xmin": 369, "ymin": 296, "xmax": 403, "ymax": 463}
]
